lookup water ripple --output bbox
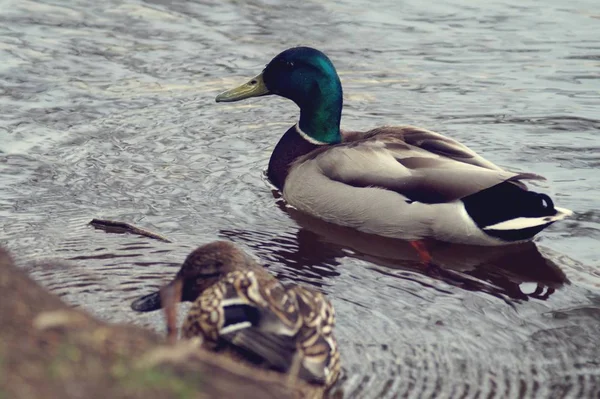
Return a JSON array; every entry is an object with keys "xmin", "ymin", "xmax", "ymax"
[{"xmin": 1, "ymin": 0, "xmax": 599, "ymax": 397}]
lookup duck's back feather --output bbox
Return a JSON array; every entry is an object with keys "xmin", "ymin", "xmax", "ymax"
[
  {"xmin": 342, "ymin": 126, "xmax": 504, "ymax": 171},
  {"xmin": 300, "ymin": 125, "xmax": 543, "ymax": 204}
]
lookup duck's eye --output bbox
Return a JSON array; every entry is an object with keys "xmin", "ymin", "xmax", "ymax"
[{"xmin": 197, "ymin": 260, "xmax": 223, "ymax": 277}]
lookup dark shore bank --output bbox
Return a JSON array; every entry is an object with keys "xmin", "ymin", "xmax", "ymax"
[{"xmin": 0, "ymin": 246, "xmax": 326, "ymax": 399}]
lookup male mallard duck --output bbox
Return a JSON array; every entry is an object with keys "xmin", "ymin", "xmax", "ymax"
[
  {"xmin": 215, "ymin": 47, "xmax": 572, "ymax": 254},
  {"xmin": 130, "ymin": 241, "xmax": 340, "ymax": 388}
]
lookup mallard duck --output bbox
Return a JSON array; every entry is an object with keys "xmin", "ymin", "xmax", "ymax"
[
  {"xmin": 130, "ymin": 241, "xmax": 340, "ymax": 388},
  {"xmin": 215, "ymin": 47, "xmax": 572, "ymax": 254}
]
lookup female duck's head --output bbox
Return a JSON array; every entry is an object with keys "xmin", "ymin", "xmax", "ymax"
[
  {"xmin": 129, "ymin": 241, "xmax": 256, "ymax": 312},
  {"xmin": 216, "ymin": 47, "xmax": 343, "ymax": 144}
]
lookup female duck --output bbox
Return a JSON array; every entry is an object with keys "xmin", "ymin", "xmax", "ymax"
[
  {"xmin": 215, "ymin": 47, "xmax": 571, "ymax": 249},
  {"xmin": 131, "ymin": 241, "xmax": 340, "ymax": 388}
]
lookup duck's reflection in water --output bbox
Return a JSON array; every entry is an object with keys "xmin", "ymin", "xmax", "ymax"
[{"xmin": 222, "ymin": 202, "xmax": 568, "ymax": 302}]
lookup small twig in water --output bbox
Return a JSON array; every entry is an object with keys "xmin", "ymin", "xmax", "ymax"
[{"xmin": 89, "ymin": 218, "xmax": 173, "ymax": 243}]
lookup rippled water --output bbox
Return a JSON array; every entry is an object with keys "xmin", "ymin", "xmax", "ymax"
[{"xmin": 1, "ymin": 0, "xmax": 600, "ymax": 397}]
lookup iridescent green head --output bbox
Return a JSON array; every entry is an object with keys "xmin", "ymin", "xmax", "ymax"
[{"xmin": 216, "ymin": 47, "xmax": 343, "ymax": 144}]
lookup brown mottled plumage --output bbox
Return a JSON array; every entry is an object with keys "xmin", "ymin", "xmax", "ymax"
[{"xmin": 131, "ymin": 241, "xmax": 340, "ymax": 388}]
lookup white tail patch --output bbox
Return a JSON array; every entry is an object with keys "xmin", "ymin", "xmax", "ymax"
[
  {"xmin": 554, "ymin": 206, "xmax": 575, "ymax": 217},
  {"xmin": 484, "ymin": 207, "xmax": 573, "ymax": 231}
]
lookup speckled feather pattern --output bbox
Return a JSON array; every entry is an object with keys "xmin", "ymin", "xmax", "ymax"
[{"xmin": 182, "ymin": 269, "xmax": 340, "ymax": 387}]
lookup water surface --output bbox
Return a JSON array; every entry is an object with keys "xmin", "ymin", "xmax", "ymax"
[{"xmin": 1, "ymin": 0, "xmax": 600, "ymax": 397}]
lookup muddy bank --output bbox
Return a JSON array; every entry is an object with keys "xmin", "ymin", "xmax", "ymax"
[{"xmin": 0, "ymin": 247, "xmax": 325, "ymax": 399}]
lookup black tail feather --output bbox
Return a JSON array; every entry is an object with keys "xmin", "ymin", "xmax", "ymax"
[{"xmin": 462, "ymin": 181, "xmax": 557, "ymax": 242}]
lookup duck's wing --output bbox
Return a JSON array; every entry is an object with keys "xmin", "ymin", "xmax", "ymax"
[
  {"xmin": 303, "ymin": 125, "xmax": 544, "ymax": 204},
  {"xmin": 342, "ymin": 125, "xmax": 507, "ymax": 172},
  {"xmin": 183, "ymin": 271, "xmax": 303, "ymax": 372}
]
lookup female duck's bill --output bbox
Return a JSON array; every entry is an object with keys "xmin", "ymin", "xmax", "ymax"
[{"xmin": 131, "ymin": 290, "xmax": 162, "ymax": 311}]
